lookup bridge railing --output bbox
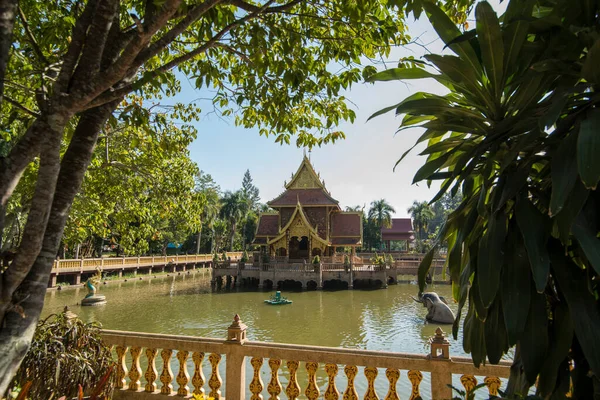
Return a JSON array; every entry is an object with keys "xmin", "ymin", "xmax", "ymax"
[
  {"xmin": 52, "ymin": 252, "xmax": 243, "ymax": 271},
  {"xmin": 102, "ymin": 315, "xmax": 509, "ymax": 400}
]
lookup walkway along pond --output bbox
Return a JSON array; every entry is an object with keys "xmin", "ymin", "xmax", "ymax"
[{"xmin": 42, "ymin": 274, "xmax": 510, "ymax": 398}]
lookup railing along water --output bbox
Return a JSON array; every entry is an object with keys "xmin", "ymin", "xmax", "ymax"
[{"xmin": 102, "ymin": 315, "xmax": 509, "ymax": 400}]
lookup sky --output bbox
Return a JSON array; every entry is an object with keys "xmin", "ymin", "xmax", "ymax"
[{"xmin": 174, "ymin": 2, "xmax": 505, "ymax": 218}]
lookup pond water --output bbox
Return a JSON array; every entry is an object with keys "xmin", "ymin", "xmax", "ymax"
[{"xmin": 42, "ymin": 271, "xmax": 496, "ymax": 398}]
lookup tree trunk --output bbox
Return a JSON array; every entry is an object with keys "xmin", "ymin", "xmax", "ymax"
[
  {"xmin": 0, "ymin": 0, "xmax": 18, "ymax": 107},
  {"xmin": 195, "ymin": 225, "xmax": 202, "ymax": 254},
  {"xmin": 0, "ymin": 102, "xmax": 117, "ymax": 394}
]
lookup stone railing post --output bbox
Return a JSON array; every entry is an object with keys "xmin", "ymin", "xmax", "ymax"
[
  {"xmin": 225, "ymin": 314, "xmax": 247, "ymax": 400},
  {"xmin": 429, "ymin": 327, "xmax": 452, "ymax": 399}
]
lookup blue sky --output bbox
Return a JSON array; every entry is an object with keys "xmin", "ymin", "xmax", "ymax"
[{"xmin": 173, "ymin": 2, "xmax": 505, "ymax": 218}]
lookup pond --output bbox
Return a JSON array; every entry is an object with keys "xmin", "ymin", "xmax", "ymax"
[{"xmin": 42, "ymin": 271, "xmax": 496, "ymax": 398}]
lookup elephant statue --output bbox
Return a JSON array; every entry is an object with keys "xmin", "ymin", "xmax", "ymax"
[{"xmin": 412, "ymin": 292, "xmax": 455, "ymax": 324}]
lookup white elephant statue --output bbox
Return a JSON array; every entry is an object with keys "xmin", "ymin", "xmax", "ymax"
[{"xmin": 413, "ymin": 292, "xmax": 455, "ymax": 324}]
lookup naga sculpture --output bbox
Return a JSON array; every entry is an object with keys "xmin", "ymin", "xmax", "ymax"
[
  {"xmin": 413, "ymin": 292, "xmax": 455, "ymax": 324},
  {"xmin": 82, "ymin": 267, "xmax": 106, "ymax": 306}
]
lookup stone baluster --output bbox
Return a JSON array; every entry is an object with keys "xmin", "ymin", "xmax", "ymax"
[
  {"xmin": 249, "ymin": 357, "xmax": 264, "ymax": 400},
  {"xmin": 305, "ymin": 362, "xmax": 320, "ymax": 400},
  {"xmin": 145, "ymin": 348, "xmax": 158, "ymax": 392},
  {"xmin": 324, "ymin": 363, "xmax": 339, "ymax": 400},
  {"xmin": 484, "ymin": 376, "xmax": 501, "ymax": 396},
  {"xmin": 128, "ymin": 346, "xmax": 142, "ymax": 390},
  {"xmin": 192, "ymin": 352, "xmax": 206, "ymax": 396},
  {"xmin": 460, "ymin": 375, "xmax": 478, "ymax": 397},
  {"xmin": 364, "ymin": 367, "xmax": 379, "ymax": 400},
  {"xmin": 343, "ymin": 365, "xmax": 359, "ymax": 400},
  {"xmin": 208, "ymin": 353, "xmax": 223, "ymax": 399},
  {"xmin": 407, "ymin": 370, "xmax": 423, "ymax": 400},
  {"xmin": 160, "ymin": 349, "xmax": 174, "ymax": 394},
  {"xmin": 384, "ymin": 369, "xmax": 400, "ymax": 400},
  {"xmin": 285, "ymin": 360, "xmax": 301, "ymax": 400},
  {"xmin": 225, "ymin": 314, "xmax": 247, "ymax": 399},
  {"xmin": 429, "ymin": 327, "xmax": 452, "ymax": 399},
  {"xmin": 176, "ymin": 350, "xmax": 190, "ymax": 396},
  {"xmin": 115, "ymin": 345, "xmax": 128, "ymax": 389},
  {"xmin": 267, "ymin": 359, "xmax": 282, "ymax": 400}
]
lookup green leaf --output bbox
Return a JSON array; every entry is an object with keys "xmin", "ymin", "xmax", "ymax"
[
  {"xmin": 551, "ymin": 247, "xmax": 600, "ymax": 378},
  {"xmin": 477, "ymin": 211, "xmax": 507, "ymax": 307},
  {"xmin": 501, "ymin": 226, "xmax": 531, "ymax": 345},
  {"xmin": 550, "ymin": 131, "xmax": 578, "ymax": 216},
  {"xmin": 471, "ymin": 275, "xmax": 488, "ymax": 321},
  {"xmin": 365, "ymin": 67, "xmax": 437, "ymax": 82},
  {"xmin": 422, "ymin": 2, "xmax": 482, "ymax": 75},
  {"xmin": 581, "ymin": 39, "xmax": 600, "ymax": 83},
  {"xmin": 484, "ymin": 297, "xmax": 508, "ymax": 364},
  {"xmin": 516, "ymin": 196, "xmax": 550, "ymax": 293},
  {"xmin": 475, "ymin": 2, "xmax": 504, "ymax": 100},
  {"xmin": 572, "ymin": 203, "xmax": 600, "ymax": 275},
  {"xmin": 555, "ymin": 179, "xmax": 589, "ymax": 244},
  {"xmin": 537, "ymin": 301, "xmax": 573, "ymax": 398},
  {"xmin": 520, "ymin": 290, "xmax": 549, "ymax": 383},
  {"xmin": 412, "ymin": 147, "xmax": 459, "ymax": 183},
  {"xmin": 417, "ymin": 245, "xmax": 436, "ymax": 292},
  {"xmin": 577, "ymin": 108, "xmax": 600, "ymax": 189}
]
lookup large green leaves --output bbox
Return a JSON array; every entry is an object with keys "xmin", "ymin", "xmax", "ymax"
[
  {"xmin": 477, "ymin": 211, "xmax": 507, "ymax": 307},
  {"xmin": 516, "ymin": 197, "xmax": 550, "ymax": 293},
  {"xmin": 520, "ymin": 291, "xmax": 549, "ymax": 383},
  {"xmin": 550, "ymin": 131, "xmax": 579, "ymax": 216},
  {"xmin": 475, "ymin": 2, "xmax": 504, "ymax": 102},
  {"xmin": 365, "ymin": 68, "xmax": 437, "ymax": 82},
  {"xmin": 577, "ymin": 108, "xmax": 600, "ymax": 189}
]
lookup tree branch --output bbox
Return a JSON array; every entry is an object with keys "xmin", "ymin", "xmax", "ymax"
[
  {"xmin": 4, "ymin": 96, "xmax": 40, "ymax": 118},
  {"xmin": 228, "ymin": 0, "xmax": 303, "ymax": 14},
  {"xmin": 17, "ymin": 5, "xmax": 49, "ymax": 66},
  {"xmin": 0, "ymin": 0, "xmax": 19, "ymax": 107}
]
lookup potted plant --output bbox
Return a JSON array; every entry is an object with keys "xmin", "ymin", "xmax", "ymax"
[
  {"xmin": 312, "ymin": 255, "xmax": 321, "ymax": 272},
  {"xmin": 343, "ymin": 254, "xmax": 350, "ymax": 272},
  {"xmin": 240, "ymin": 250, "xmax": 249, "ymax": 269},
  {"xmin": 386, "ymin": 253, "xmax": 395, "ymax": 268},
  {"xmin": 370, "ymin": 252, "xmax": 386, "ymax": 271}
]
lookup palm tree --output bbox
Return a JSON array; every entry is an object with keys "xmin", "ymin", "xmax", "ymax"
[
  {"xmin": 368, "ymin": 199, "xmax": 395, "ymax": 229},
  {"xmin": 345, "ymin": 205, "xmax": 363, "ymax": 212},
  {"xmin": 407, "ymin": 200, "xmax": 435, "ymax": 241},
  {"xmin": 220, "ymin": 191, "xmax": 248, "ymax": 251},
  {"xmin": 195, "ymin": 188, "xmax": 220, "ymax": 254}
]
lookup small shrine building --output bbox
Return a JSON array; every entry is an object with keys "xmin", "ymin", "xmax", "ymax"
[
  {"xmin": 254, "ymin": 156, "xmax": 362, "ymax": 260},
  {"xmin": 381, "ymin": 218, "xmax": 415, "ymax": 252}
]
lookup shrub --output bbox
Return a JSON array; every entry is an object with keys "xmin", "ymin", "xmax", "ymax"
[
  {"xmin": 241, "ymin": 250, "xmax": 249, "ymax": 263},
  {"xmin": 10, "ymin": 307, "xmax": 115, "ymax": 399},
  {"xmin": 312, "ymin": 255, "xmax": 320, "ymax": 265}
]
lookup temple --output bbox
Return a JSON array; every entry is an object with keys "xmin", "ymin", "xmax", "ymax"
[
  {"xmin": 254, "ymin": 156, "xmax": 362, "ymax": 260},
  {"xmin": 381, "ymin": 218, "xmax": 415, "ymax": 252}
]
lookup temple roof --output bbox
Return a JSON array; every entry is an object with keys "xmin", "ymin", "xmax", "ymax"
[
  {"xmin": 286, "ymin": 155, "xmax": 326, "ymax": 190},
  {"xmin": 268, "ymin": 188, "xmax": 339, "ymax": 207},
  {"xmin": 266, "ymin": 202, "xmax": 329, "ymax": 246},
  {"xmin": 330, "ymin": 213, "xmax": 361, "ymax": 237},
  {"xmin": 381, "ymin": 218, "xmax": 415, "ymax": 241},
  {"xmin": 255, "ymin": 214, "xmax": 279, "ymax": 237}
]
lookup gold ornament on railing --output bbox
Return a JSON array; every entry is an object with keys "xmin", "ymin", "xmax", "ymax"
[
  {"xmin": 208, "ymin": 353, "xmax": 223, "ymax": 399},
  {"xmin": 343, "ymin": 365, "xmax": 359, "ymax": 400},
  {"xmin": 384, "ymin": 369, "xmax": 400, "ymax": 400},
  {"xmin": 160, "ymin": 349, "xmax": 174, "ymax": 394},
  {"xmin": 176, "ymin": 350, "xmax": 190, "ymax": 396},
  {"xmin": 364, "ymin": 367, "xmax": 379, "ymax": 400},
  {"xmin": 144, "ymin": 348, "xmax": 158, "ymax": 392},
  {"xmin": 267, "ymin": 359, "xmax": 282, "ymax": 400},
  {"xmin": 115, "ymin": 345, "xmax": 128, "ymax": 389},
  {"xmin": 128, "ymin": 346, "xmax": 142, "ymax": 390},
  {"xmin": 305, "ymin": 362, "xmax": 320, "ymax": 400},
  {"xmin": 324, "ymin": 363, "xmax": 339, "ymax": 400},
  {"xmin": 285, "ymin": 360, "xmax": 301, "ymax": 399},
  {"xmin": 192, "ymin": 352, "xmax": 206, "ymax": 396},
  {"xmin": 484, "ymin": 376, "xmax": 501, "ymax": 396},
  {"xmin": 250, "ymin": 357, "xmax": 264, "ymax": 400},
  {"xmin": 460, "ymin": 375, "xmax": 478, "ymax": 396},
  {"xmin": 407, "ymin": 370, "xmax": 423, "ymax": 400}
]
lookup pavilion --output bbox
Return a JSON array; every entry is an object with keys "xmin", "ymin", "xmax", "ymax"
[
  {"xmin": 381, "ymin": 218, "xmax": 415, "ymax": 252},
  {"xmin": 253, "ymin": 156, "xmax": 362, "ymax": 260}
]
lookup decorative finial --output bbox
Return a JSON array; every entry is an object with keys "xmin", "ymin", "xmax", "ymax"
[{"xmin": 227, "ymin": 314, "xmax": 248, "ymax": 343}]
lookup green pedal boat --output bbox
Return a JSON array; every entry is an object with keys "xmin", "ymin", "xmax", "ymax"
[{"xmin": 264, "ymin": 291, "xmax": 292, "ymax": 305}]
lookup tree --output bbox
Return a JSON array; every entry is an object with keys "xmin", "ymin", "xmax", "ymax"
[
  {"xmin": 368, "ymin": 199, "xmax": 395, "ymax": 251},
  {"xmin": 220, "ymin": 191, "xmax": 248, "ymax": 251},
  {"xmin": 407, "ymin": 200, "xmax": 434, "ymax": 241},
  {"xmin": 369, "ymin": 0, "xmax": 600, "ymax": 396},
  {"xmin": 428, "ymin": 190, "xmax": 462, "ymax": 236},
  {"xmin": 241, "ymin": 169, "xmax": 260, "ymax": 211},
  {"xmin": 345, "ymin": 205, "xmax": 363, "ymax": 212},
  {"xmin": 0, "ymin": 0, "xmax": 419, "ymax": 386},
  {"xmin": 194, "ymin": 171, "xmax": 221, "ymax": 254}
]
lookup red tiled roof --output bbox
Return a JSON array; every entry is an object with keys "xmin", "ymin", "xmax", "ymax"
[
  {"xmin": 331, "ymin": 237, "xmax": 361, "ymax": 245},
  {"xmin": 381, "ymin": 218, "xmax": 413, "ymax": 234},
  {"xmin": 255, "ymin": 214, "xmax": 279, "ymax": 237},
  {"xmin": 268, "ymin": 189, "xmax": 338, "ymax": 207},
  {"xmin": 330, "ymin": 213, "xmax": 361, "ymax": 237},
  {"xmin": 253, "ymin": 237, "xmax": 268, "ymax": 244},
  {"xmin": 382, "ymin": 233, "xmax": 415, "ymax": 241}
]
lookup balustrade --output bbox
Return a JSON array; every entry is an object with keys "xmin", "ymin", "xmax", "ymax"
[{"xmin": 102, "ymin": 315, "xmax": 510, "ymax": 400}]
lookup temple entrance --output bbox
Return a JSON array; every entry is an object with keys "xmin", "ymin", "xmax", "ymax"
[{"xmin": 289, "ymin": 236, "xmax": 309, "ymax": 260}]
